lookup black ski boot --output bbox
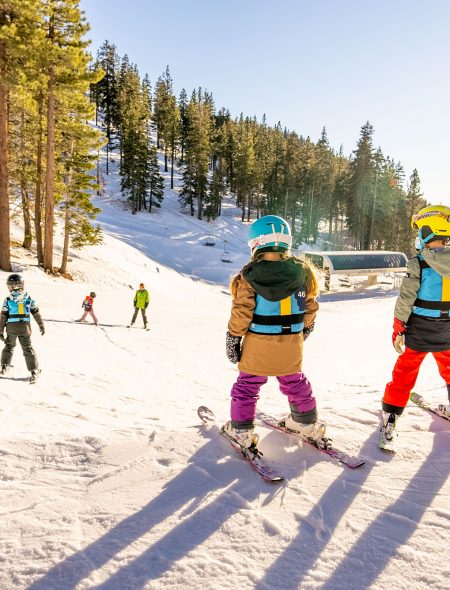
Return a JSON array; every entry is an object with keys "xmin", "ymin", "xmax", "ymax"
[{"xmin": 29, "ymin": 369, "xmax": 39, "ymax": 384}]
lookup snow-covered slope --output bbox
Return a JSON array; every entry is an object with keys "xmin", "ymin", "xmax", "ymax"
[{"xmin": 1, "ymin": 156, "xmax": 450, "ymax": 590}]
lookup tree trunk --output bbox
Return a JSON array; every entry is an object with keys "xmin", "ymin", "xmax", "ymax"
[
  {"xmin": 170, "ymin": 140, "xmax": 175, "ymax": 189},
  {"xmin": 21, "ymin": 186, "xmax": 32, "ymax": 250},
  {"xmin": 34, "ymin": 91, "xmax": 44, "ymax": 265},
  {"xmin": 59, "ymin": 203, "xmax": 70, "ymax": 275},
  {"xmin": 43, "ymin": 64, "xmax": 56, "ymax": 272},
  {"xmin": 20, "ymin": 109, "xmax": 32, "ymax": 249},
  {"xmin": 0, "ymin": 38, "xmax": 11, "ymax": 271},
  {"xmin": 197, "ymin": 193, "xmax": 203, "ymax": 220}
]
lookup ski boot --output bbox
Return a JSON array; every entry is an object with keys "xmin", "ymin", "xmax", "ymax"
[
  {"xmin": 29, "ymin": 369, "xmax": 40, "ymax": 384},
  {"xmin": 0, "ymin": 364, "xmax": 8, "ymax": 375},
  {"xmin": 283, "ymin": 414, "xmax": 327, "ymax": 442},
  {"xmin": 222, "ymin": 421, "xmax": 259, "ymax": 450},
  {"xmin": 379, "ymin": 411, "xmax": 398, "ymax": 452}
]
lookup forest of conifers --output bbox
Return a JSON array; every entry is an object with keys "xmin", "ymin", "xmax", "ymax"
[{"xmin": 0, "ymin": 0, "xmax": 427, "ymax": 274}]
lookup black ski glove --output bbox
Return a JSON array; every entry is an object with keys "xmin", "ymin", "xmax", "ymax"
[
  {"xmin": 303, "ymin": 323, "xmax": 315, "ymax": 341},
  {"xmin": 39, "ymin": 325, "xmax": 45, "ymax": 336},
  {"xmin": 226, "ymin": 332, "xmax": 242, "ymax": 364}
]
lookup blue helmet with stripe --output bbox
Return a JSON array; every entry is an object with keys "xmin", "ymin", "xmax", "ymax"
[{"xmin": 248, "ymin": 215, "xmax": 292, "ymax": 254}]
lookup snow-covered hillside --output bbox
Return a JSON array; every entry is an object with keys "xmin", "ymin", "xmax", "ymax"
[{"xmin": 1, "ymin": 155, "xmax": 450, "ymax": 590}]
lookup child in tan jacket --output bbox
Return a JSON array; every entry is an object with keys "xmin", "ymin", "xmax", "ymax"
[{"xmin": 223, "ymin": 215, "xmax": 324, "ymax": 450}]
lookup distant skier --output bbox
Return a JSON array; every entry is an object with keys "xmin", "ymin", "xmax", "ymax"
[
  {"xmin": 77, "ymin": 292, "xmax": 98, "ymax": 325},
  {"xmin": 0, "ymin": 274, "xmax": 45, "ymax": 382},
  {"xmin": 128, "ymin": 283, "xmax": 149, "ymax": 329},
  {"xmin": 380, "ymin": 205, "xmax": 450, "ymax": 451},
  {"xmin": 222, "ymin": 215, "xmax": 324, "ymax": 450}
]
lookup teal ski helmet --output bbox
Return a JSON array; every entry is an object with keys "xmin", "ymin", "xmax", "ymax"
[{"xmin": 248, "ymin": 215, "xmax": 292, "ymax": 254}]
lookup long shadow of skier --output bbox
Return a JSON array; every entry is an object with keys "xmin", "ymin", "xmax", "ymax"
[
  {"xmin": 44, "ymin": 319, "xmax": 125, "ymax": 328},
  {"xmin": 28, "ymin": 425, "xmax": 318, "ymax": 590},
  {"xmin": 254, "ymin": 429, "xmax": 388, "ymax": 590},
  {"xmin": 87, "ymin": 428, "xmax": 340, "ymax": 589},
  {"xmin": 320, "ymin": 425, "xmax": 450, "ymax": 589}
]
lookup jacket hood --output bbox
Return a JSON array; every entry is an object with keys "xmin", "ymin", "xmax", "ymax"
[
  {"xmin": 8, "ymin": 290, "xmax": 28, "ymax": 302},
  {"xmin": 243, "ymin": 258, "xmax": 307, "ymax": 302},
  {"xmin": 420, "ymin": 247, "xmax": 450, "ymax": 278}
]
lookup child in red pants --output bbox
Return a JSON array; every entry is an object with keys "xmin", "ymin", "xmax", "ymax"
[
  {"xmin": 380, "ymin": 205, "xmax": 450, "ymax": 450},
  {"xmin": 77, "ymin": 292, "xmax": 98, "ymax": 326}
]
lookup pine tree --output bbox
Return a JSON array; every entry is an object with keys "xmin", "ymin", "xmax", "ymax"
[
  {"xmin": 118, "ymin": 62, "xmax": 153, "ymax": 213},
  {"xmin": 153, "ymin": 65, "xmax": 174, "ymax": 170},
  {"xmin": 205, "ymin": 159, "xmax": 226, "ymax": 220},
  {"xmin": 178, "ymin": 88, "xmax": 188, "ymax": 164},
  {"xmin": 179, "ymin": 91, "xmax": 211, "ymax": 219},
  {"xmin": 233, "ymin": 116, "xmax": 256, "ymax": 221},
  {"xmin": 94, "ymin": 40, "xmax": 119, "ymax": 174},
  {"xmin": 346, "ymin": 121, "xmax": 376, "ymax": 249},
  {"xmin": 41, "ymin": 0, "xmax": 96, "ymax": 272},
  {"xmin": 400, "ymin": 169, "xmax": 427, "ymax": 256},
  {"xmin": 148, "ymin": 145, "xmax": 164, "ymax": 212},
  {"xmin": 0, "ymin": 0, "xmax": 41, "ymax": 271},
  {"xmin": 58, "ymin": 111, "xmax": 103, "ymax": 274}
]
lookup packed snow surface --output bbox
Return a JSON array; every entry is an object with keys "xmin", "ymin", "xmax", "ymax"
[{"xmin": 1, "ymin": 157, "xmax": 449, "ymax": 590}]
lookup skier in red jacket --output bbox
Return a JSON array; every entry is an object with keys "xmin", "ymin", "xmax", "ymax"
[{"xmin": 76, "ymin": 292, "xmax": 98, "ymax": 326}]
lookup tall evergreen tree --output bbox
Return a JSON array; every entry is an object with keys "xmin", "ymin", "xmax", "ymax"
[
  {"xmin": 0, "ymin": 0, "xmax": 41, "ymax": 271},
  {"xmin": 41, "ymin": 0, "xmax": 97, "ymax": 272},
  {"xmin": 94, "ymin": 40, "xmax": 119, "ymax": 174},
  {"xmin": 147, "ymin": 145, "xmax": 164, "ymax": 212},
  {"xmin": 346, "ymin": 121, "xmax": 376, "ymax": 249}
]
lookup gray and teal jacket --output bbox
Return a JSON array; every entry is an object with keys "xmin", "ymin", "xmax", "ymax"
[
  {"xmin": 0, "ymin": 291, "xmax": 44, "ymax": 334},
  {"xmin": 395, "ymin": 247, "xmax": 450, "ymax": 351},
  {"xmin": 243, "ymin": 258, "xmax": 308, "ymax": 335}
]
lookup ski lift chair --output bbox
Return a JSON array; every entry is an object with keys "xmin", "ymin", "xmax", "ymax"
[{"xmin": 221, "ymin": 239, "xmax": 233, "ymax": 263}]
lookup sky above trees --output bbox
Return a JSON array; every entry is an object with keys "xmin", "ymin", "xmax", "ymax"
[{"xmin": 80, "ymin": 0, "xmax": 450, "ymax": 203}]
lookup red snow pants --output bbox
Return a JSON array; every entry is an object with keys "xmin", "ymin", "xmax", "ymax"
[{"xmin": 384, "ymin": 347, "xmax": 450, "ymax": 408}]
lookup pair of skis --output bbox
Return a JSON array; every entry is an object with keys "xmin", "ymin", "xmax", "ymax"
[
  {"xmin": 0, "ymin": 366, "xmax": 38, "ymax": 384},
  {"xmin": 198, "ymin": 406, "xmax": 365, "ymax": 483}
]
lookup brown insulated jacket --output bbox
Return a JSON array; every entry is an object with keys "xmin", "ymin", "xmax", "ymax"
[{"xmin": 228, "ymin": 258, "xmax": 319, "ymax": 376}]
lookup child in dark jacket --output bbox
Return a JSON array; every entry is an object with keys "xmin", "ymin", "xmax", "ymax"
[
  {"xmin": 0, "ymin": 274, "xmax": 45, "ymax": 382},
  {"xmin": 223, "ymin": 215, "xmax": 324, "ymax": 450}
]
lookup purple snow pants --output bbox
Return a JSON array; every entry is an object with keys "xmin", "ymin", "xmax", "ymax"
[{"xmin": 230, "ymin": 371, "xmax": 317, "ymax": 426}]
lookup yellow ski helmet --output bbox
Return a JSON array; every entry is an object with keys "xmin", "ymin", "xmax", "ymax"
[{"xmin": 411, "ymin": 205, "xmax": 450, "ymax": 236}]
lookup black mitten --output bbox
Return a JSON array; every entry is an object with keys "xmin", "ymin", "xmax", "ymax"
[
  {"xmin": 226, "ymin": 331, "xmax": 242, "ymax": 363},
  {"xmin": 303, "ymin": 323, "xmax": 315, "ymax": 341}
]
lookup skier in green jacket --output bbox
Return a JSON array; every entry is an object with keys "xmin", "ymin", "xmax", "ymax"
[{"xmin": 128, "ymin": 283, "xmax": 150, "ymax": 329}]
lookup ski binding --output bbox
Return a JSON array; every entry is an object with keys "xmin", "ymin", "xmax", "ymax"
[
  {"xmin": 258, "ymin": 411, "xmax": 365, "ymax": 469},
  {"xmin": 197, "ymin": 406, "xmax": 284, "ymax": 483}
]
